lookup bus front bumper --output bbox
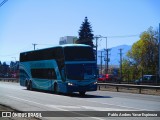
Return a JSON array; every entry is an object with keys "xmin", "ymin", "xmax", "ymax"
[{"xmin": 67, "ymin": 83, "xmax": 97, "ymax": 93}]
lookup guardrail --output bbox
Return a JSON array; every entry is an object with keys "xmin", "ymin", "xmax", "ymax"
[
  {"xmin": 98, "ymin": 83, "xmax": 160, "ymax": 94},
  {"xmin": 0, "ymin": 78, "xmax": 19, "ymax": 83},
  {"xmin": 0, "ymin": 78, "xmax": 160, "ymax": 94}
]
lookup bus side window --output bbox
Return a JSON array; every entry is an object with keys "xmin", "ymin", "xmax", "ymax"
[
  {"xmin": 48, "ymin": 70, "xmax": 52, "ymax": 79},
  {"xmin": 32, "ymin": 69, "xmax": 57, "ymax": 80},
  {"xmin": 52, "ymin": 70, "xmax": 57, "ymax": 80}
]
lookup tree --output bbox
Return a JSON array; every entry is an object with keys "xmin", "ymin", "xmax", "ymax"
[
  {"xmin": 0, "ymin": 61, "xmax": 2, "ymax": 75},
  {"xmin": 122, "ymin": 58, "xmax": 141, "ymax": 80},
  {"xmin": 1, "ymin": 62, "xmax": 9, "ymax": 75},
  {"xmin": 76, "ymin": 17, "xmax": 94, "ymax": 48},
  {"xmin": 10, "ymin": 61, "xmax": 15, "ymax": 73},
  {"xmin": 127, "ymin": 27, "xmax": 158, "ymax": 75}
]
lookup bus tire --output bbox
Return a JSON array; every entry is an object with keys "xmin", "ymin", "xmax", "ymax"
[
  {"xmin": 29, "ymin": 81, "xmax": 33, "ymax": 91},
  {"xmin": 79, "ymin": 91, "xmax": 85, "ymax": 96},
  {"xmin": 54, "ymin": 83, "xmax": 59, "ymax": 94},
  {"xmin": 26, "ymin": 81, "xmax": 30, "ymax": 90}
]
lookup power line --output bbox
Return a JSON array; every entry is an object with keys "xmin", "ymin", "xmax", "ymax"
[
  {"xmin": 0, "ymin": 44, "xmax": 55, "ymax": 57},
  {"xmin": 0, "ymin": 45, "xmax": 33, "ymax": 57},
  {"xmin": 0, "ymin": 0, "xmax": 8, "ymax": 7},
  {"xmin": 33, "ymin": 43, "xmax": 56, "ymax": 46},
  {"xmin": 0, "ymin": 52, "xmax": 19, "ymax": 57},
  {"xmin": 32, "ymin": 43, "xmax": 56, "ymax": 50},
  {"xmin": 107, "ymin": 34, "xmax": 139, "ymax": 38},
  {"xmin": 0, "ymin": 34, "xmax": 140, "ymax": 59},
  {"xmin": 96, "ymin": 34, "xmax": 139, "ymax": 42}
]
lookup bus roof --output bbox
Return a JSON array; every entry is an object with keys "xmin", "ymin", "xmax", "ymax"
[
  {"xmin": 60, "ymin": 44, "xmax": 90, "ymax": 47},
  {"xmin": 20, "ymin": 44, "xmax": 91, "ymax": 54}
]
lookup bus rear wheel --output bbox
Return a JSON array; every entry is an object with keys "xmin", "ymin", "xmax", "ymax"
[
  {"xmin": 54, "ymin": 84, "xmax": 59, "ymax": 94},
  {"xmin": 27, "ymin": 81, "xmax": 32, "ymax": 91},
  {"xmin": 79, "ymin": 91, "xmax": 85, "ymax": 96},
  {"xmin": 26, "ymin": 81, "xmax": 29, "ymax": 90}
]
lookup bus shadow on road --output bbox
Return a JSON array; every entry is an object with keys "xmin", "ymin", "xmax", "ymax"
[
  {"xmin": 23, "ymin": 88, "xmax": 112, "ymax": 98},
  {"xmin": 65, "ymin": 93, "xmax": 112, "ymax": 98}
]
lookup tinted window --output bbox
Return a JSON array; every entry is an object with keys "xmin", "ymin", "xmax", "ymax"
[
  {"xmin": 64, "ymin": 47, "xmax": 95, "ymax": 61},
  {"xmin": 20, "ymin": 47, "xmax": 63, "ymax": 62},
  {"xmin": 31, "ymin": 69, "xmax": 57, "ymax": 79},
  {"xmin": 66, "ymin": 64, "xmax": 84, "ymax": 80},
  {"xmin": 66, "ymin": 63, "xmax": 96, "ymax": 80}
]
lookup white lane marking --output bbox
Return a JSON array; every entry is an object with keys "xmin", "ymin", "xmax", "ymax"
[
  {"xmin": 6, "ymin": 95, "xmax": 67, "ymax": 111},
  {"xmin": 76, "ymin": 99, "xmax": 151, "ymax": 111},
  {"xmin": 5, "ymin": 95, "xmax": 105, "ymax": 120},
  {"xmin": 81, "ymin": 106, "xmax": 131, "ymax": 111},
  {"xmin": 46, "ymin": 105, "xmax": 81, "ymax": 109},
  {"xmin": 6, "ymin": 95, "xmax": 149, "ymax": 111},
  {"xmin": 47, "ymin": 105, "xmax": 131, "ymax": 111},
  {"xmin": 6, "ymin": 93, "xmax": 151, "ymax": 111}
]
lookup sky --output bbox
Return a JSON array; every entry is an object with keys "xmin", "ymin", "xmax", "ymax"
[{"xmin": 0, "ymin": 0, "xmax": 160, "ymax": 63}]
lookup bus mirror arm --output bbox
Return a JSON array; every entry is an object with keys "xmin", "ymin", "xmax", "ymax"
[{"xmin": 61, "ymin": 69, "xmax": 66, "ymax": 81}]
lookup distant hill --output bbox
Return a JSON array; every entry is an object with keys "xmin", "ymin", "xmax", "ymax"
[{"xmin": 97, "ymin": 45, "xmax": 131, "ymax": 66}]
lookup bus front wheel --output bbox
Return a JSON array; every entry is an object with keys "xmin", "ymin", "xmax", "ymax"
[{"xmin": 79, "ymin": 91, "xmax": 85, "ymax": 96}]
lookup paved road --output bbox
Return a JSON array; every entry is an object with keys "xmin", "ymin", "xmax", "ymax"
[{"xmin": 0, "ymin": 82, "xmax": 160, "ymax": 120}]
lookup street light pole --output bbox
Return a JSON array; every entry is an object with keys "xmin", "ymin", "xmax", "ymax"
[
  {"xmin": 94, "ymin": 35, "xmax": 109, "ymax": 74},
  {"xmin": 94, "ymin": 36, "xmax": 101, "ymax": 65}
]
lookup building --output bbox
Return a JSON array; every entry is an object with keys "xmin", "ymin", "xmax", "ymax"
[{"xmin": 59, "ymin": 36, "xmax": 78, "ymax": 45}]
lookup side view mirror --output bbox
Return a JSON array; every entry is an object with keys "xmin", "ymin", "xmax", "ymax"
[{"xmin": 61, "ymin": 69, "xmax": 66, "ymax": 81}]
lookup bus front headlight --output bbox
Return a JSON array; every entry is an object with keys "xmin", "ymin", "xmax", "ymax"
[
  {"xmin": 68, "ymin": 82, "xmax": 74, "ymax": 86},
  {"xmin": 93, "ymin": 82, "xmax": 97, "ymax": 85}
]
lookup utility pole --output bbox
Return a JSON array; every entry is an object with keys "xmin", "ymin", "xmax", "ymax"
[
  {"xmin": 119, "ymin": 49, "xmax": 123, "ymax": 80},
  {"xmin": 99, "ymin": 36, "xmax": 108, "ymax": 74},
  {"xmin": 32, "ymin": 43, "xmax": 37, "ymax": 50},
  {"xmin": 94, "ymin": 36, "xmax": 101, "ymax": 65},
  {"xmin": 107, "ymin": 49, "xmax": 110, "ymax": 74},
  {"xmin": 94, "ymin": 36, "xmax": 109, "ymax": 74},
  {"xmin": 98, "ymin": 51, "xmax": 104, "ymax": 75},
  {"xmin": 104, "ymin": 37, "xmax": 108, "ymax": 74},
  {"xmin": 95, "ymin": 37, "xmax": 98, "ymax": 65},
  {"xmin": 159, "ymin": 23, "xmax": 160, "ymax": 78},
  {"xmin": 93, "ymin": 36, "xmax": 100, "ymax": 78},
  {"xmin": 104, "ymin": 49, "xmax": 110, "ymax": 74}
]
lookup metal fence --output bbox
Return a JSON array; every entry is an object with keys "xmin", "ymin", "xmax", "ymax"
[
  {"xmin": 0, "ymin": 77, "xmax": 160, "ymax": 95},
  {"xmin": 98, "ymin": 83, "xmax": 160, "ymax": 94},
  {"xmin": 0, "ymin": 78, "xmax": 19, "ymax": 82}
]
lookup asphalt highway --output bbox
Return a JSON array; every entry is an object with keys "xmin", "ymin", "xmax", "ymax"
[{"xmin": 0, "ymin": 81, "xmax": 160, "ymax": 120}]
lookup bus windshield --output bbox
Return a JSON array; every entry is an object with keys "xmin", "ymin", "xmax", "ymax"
[
  {"xmin": 64, "ymin": 47, "xmax": 95, "ymax": 61},
  {"xmin": 66, "ymin": 64, "xmax": 96, "ymax": 80}
]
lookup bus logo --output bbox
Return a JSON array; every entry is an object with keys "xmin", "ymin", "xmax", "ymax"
[{"xmin": 2, "ymin": 112, "xmax": 11, "ymax": 117}]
